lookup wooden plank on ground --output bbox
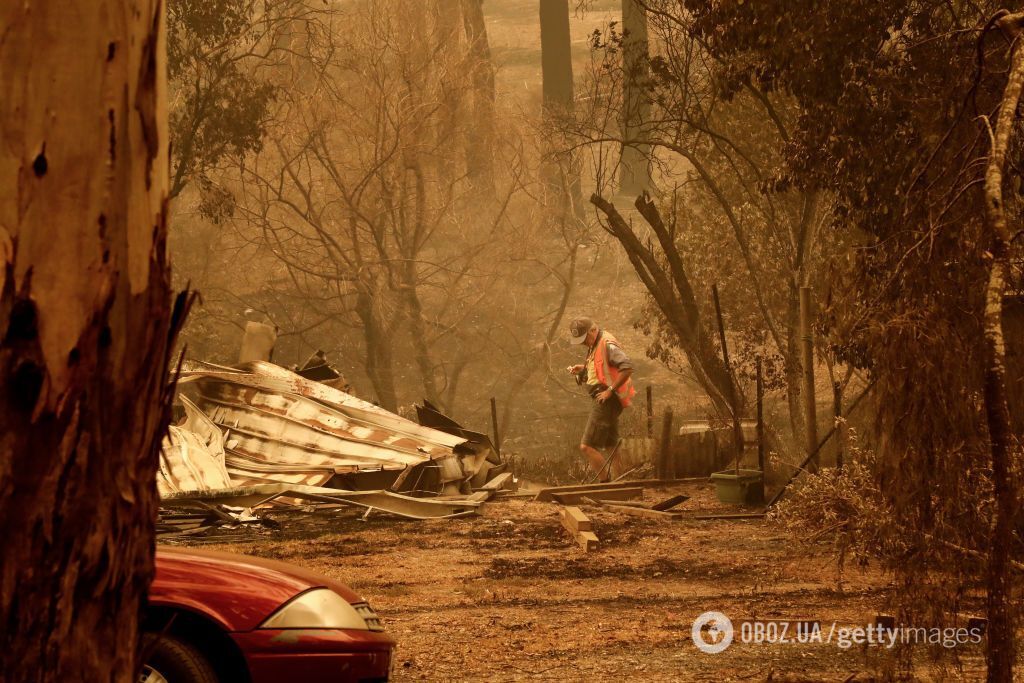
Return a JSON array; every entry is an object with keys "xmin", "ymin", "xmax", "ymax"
[
  {"xmin": 477, "ymin": 472, "xmax": 514, "ymax": 492},
  {"xmin": 534, "ymin": 481, "xmax": 644, "ymax": 502},
  {"xmin": 651, "ymin": 494, "xmax": 690, "ymax": 511},
  {"xmin": 559, "ymin": 505, "xmax": 592, "ymax": 534},
  {"xmin": 534, "ymin": 478, "xmax": 705, "ymax": 502},
  {"xmin": 551, "ymin": 487, "xmax": 643, "ymax": 505},
  {"xmin": 693, "ymin": 512, "xmax": 766, "ymax": 520},
  {"xmin": 603, "ymin": 504, "xmax": 684, "ymax": 521},
  {"xmin": 577, "ymin": 531, "xmax": 599, "ymax": 551}
]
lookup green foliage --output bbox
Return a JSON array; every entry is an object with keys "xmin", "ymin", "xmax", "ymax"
[{"xmin": 167, "ymin": 0, "xmax": 279, "ymax": 202}]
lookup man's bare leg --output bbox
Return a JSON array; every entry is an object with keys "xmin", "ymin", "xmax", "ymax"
[{"xmin": 579, "ymin": 444, "xmax": 609, "ymax": 481}]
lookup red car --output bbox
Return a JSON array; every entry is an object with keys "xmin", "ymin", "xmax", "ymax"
[{"xmin": 141, "ymin": 547, "xmax": 395, "ymax": 683}]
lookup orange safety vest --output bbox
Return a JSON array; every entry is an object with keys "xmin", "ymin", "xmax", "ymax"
[{"xmin": 590, "ymin": 331, "xmax": 636, "ymax": 408}]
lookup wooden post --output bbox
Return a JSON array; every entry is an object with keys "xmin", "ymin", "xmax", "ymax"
[
  {"xmin": 658, "ymin": 408, "xmax": 674, "ymax": 480},
  {"xmin": 756, "ymin": 358, "xmax": 765, "ymax": 474},
  {"xmin": 712, "ymin": 284, "xmax": 744, "ymax": 473},
  {"xmin": 645, "ymin": 385, "xmax": 654, "ymax": 437},
  {"xmin": 799, "ymin": 286, "xmax": 819, "ymax": 473},
  {"xmin": 490, "ymin": 397, "xmax": 501, "ymax": 456},
  {"xmin": 833, "ymin": 382, "xmax": 843, "ymax": 471}
]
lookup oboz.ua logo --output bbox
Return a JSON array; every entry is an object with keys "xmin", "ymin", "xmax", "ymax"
[{"xmin": 692, "ymin": 611, "xmax": 734, "ymax": 654}]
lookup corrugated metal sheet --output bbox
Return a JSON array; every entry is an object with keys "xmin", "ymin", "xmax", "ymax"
[
  {"xmin": 160, "ymin": 360, "xmax": 490, "ymax": 496},
  {"xmin": 158, "ymin": 396, "xmax": 233, "ymax": 496}
]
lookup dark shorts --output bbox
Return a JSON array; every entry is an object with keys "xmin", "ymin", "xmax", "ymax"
[{"xmin": 581, "ymin": 394, "xmax": 623, "ymax": 449}]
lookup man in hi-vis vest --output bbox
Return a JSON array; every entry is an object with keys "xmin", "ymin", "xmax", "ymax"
[{"xmin": 567, "ymin": 317, "xmax": 636, "ymax": 482}]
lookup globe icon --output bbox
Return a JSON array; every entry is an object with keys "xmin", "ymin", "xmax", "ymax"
[{"xmin": 692, "ymin": 611, "xmax": 734, "ymax": 653}]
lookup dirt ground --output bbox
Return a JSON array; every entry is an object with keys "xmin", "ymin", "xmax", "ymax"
[{"xmin": 168, "ymin": 482, "xmax": 994, "ymax": 682}]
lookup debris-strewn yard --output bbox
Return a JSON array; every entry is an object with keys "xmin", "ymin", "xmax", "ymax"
[{"xmin": 168, "ymin": 482, "xmax": 990, "ymax": 682}]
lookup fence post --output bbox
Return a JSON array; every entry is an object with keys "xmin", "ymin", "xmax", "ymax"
[
  {"xmin": 658, "ymin": 408, "xmax": 674, "ymax": 480},
  {"xmin": 490, "ymin": 397, "xmax": 501, "ymax": 456},
  {"xmin": 646, "ymin": 385, "xmax": 654, "ymax": 438}
]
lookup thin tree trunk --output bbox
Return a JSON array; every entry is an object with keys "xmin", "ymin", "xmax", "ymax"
[
  {"xmin": 783, "ymin": 294, "xmax": 806, "ymax": 446},
  {"xmin": 402, "ymin": 270, "xmax": 442, "ymax": 410},
  {"xmin": 800, "ymin": 286, "xmax": 819, "ymax": 473},
  {"xmin": 355, "ymin": 290, "xmax": 398, "ymax": 412},
  {"xmin": 0, "ymin": 1, "xmax": 178, "ymax": 681},
  {"xmin": 619, "ymin": 0, "xmax": 651, "ymax": 195},
  {"xmin": 980, "ymin": 15, "xmax": 1024, "ymax": 681},
  {"xmin": 461, "ymin": 0, "xmax": 496, "ymax": 193}
]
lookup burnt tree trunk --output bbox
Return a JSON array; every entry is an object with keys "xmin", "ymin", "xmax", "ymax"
[
  {"xmin": 980, "ymin": 14, "xmax": 1024, "ymax": 682},
  {"xmin": 0, "ymin": 1, "xmax": 178, "ymax": 681}
]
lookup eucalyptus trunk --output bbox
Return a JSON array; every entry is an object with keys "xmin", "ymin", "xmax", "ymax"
[
  {"xmin": 980, "ymin": 16, "xmax": 1024, "ymax": 681},
  {"xmin": 0, "ymin": 1, "xmax": 178, "ymax": 680}
]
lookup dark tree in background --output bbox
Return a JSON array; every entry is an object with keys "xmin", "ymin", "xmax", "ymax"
[
  {"xmin": 682, "ymin": 1, "xmax": 1023, "ymax": 677},
  {"xmin": 0, "ymin": 0, "xmax": 179, "ymax": 680},
  {"xmin": 167, "ymin": 0, "xmax": 302, "ymax": 201},
  {"xmin": 617, "ymin": 0, "xmax": 650, "ymax": 195},
  {"xmin": 540, "ymin": 0, "xmax": 575, "ymax": 114}
]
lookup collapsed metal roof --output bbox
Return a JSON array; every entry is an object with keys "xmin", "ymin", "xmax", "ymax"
[{"xmin": 159, "ymin": 360, "xmax": 497, "ymax": 498}]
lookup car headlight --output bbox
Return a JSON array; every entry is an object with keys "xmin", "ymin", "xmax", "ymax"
[{"xmin": 260, "ymin": 588, "xmax": 372, "ymax": 630}]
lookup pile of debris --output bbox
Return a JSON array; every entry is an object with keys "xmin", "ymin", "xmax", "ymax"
[{"xmin": 158, "ymin": 359, "xmax": 507, "ymax": 537}]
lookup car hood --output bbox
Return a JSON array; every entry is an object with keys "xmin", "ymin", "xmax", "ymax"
[{"xmin": 151, "ymin": 546, "xmax": 365, "ymax": 632}]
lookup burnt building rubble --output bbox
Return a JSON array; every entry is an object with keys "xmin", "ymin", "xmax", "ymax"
[{"xmin": 157, "ymin": 359, "xmax": 511, "ymax": 537}]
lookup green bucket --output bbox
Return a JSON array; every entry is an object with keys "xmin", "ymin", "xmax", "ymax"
[{"xmin": 710, "ymin": 469, "xmax": 765, "ymax": 505}]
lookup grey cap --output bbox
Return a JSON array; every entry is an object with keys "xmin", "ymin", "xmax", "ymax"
[{"xmin": 569, "ymin": 317, "xmax": 594, "ymax": 345}]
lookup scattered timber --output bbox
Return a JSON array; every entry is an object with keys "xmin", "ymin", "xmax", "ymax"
[
  {"xmin": 602, "ymin": 504, "xmax": 684, "ymax": 521},
  {"xmin": 551, "ymin": 487, "xmax": 643, "ymax": 505},
  {"xmin": 533, "ymin": 478, "xmax": 701, "ymax": 503},
  {"xmin": 559, "ymin": 506, "xmax": 592, "ymax": 533},
  {"xmin": 162, "ymin": 483, "xmax": 481, "ymax": 519},
  {"xmin": 559, "ymin": 505, "xmax": 599, "ymax": 551},
  {"xmin": 651, "ymin": 494, "xmax": 690, "ymax": 511},
  {"xmin": 576, "ymin": 531, "xmax": 600, "ymax": 551},
  {"xmin": 693, "ymin": 512, "xmax": 766, "ymax": 520}
]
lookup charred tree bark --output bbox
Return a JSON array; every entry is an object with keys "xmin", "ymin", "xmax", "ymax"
[
  {"xmin": 980, "ymin": 13, "xmax": 1024, "ymax": 681},
  {"xmin": 0, "ymin": 1, "xmax": 178, "ymax": 681},
  {"xmin": 618, "ymin": 0, "xmax": 651, "ymax": 195},
  {"xmin": 592, "ymin": 192, "xmax": 737, "ymax": 416}
]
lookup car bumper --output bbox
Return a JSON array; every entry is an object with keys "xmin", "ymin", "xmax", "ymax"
[{"xmin": 232, "ymin": 629, "xmax": 395, "ymax": 683}]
